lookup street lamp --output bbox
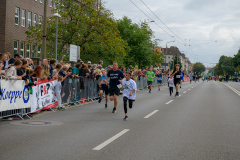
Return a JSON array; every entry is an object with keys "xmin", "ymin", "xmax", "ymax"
[
  {"xmin": 54, "ymin": 10, "xmax": 61, "ymax": 62},
  {"xmin": 165, "ymin": 40, "xmax": 175, "ymax": 70}
]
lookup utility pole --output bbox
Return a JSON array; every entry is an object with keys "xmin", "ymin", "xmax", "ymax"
[{"xmin": 42, "ymin": 0, "xmax": 47, "ymax": 60}]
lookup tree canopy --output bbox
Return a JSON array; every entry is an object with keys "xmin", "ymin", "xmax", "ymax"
[{"xmin": 192, "ymin": 62, "xmax": 205, "ymax": 73}]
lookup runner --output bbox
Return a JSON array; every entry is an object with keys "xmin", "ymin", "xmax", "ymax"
[
  {"xmin": 156, "ymin": 70, "xmax": 163, "ymax": 91},
  {"xmin": 189, "ymin": 71, "xmax": 193, "ymax": 84},
  {"xmin": 202, "ymin": 73, "xmax": 205, "ymax": 82},
  {"xmin": 198, "ymin": 72, "xmax": 201, "ymax": 82},
  {"xmin": 146, "ymin": 66, "xmax": 155, "ymax": 93},
  {"xmin": 180, "ymin": 69, "xmax": 184, "ymax": 88},
  {"xmin": 98, "ymin": 69, "xmax": 109, "ymax": 108},
  {"xmin": 168, "ymin": 74, "xmax": 174, "ymax": 96},
  {"xmin": 172, "ymin": 64, "xmax": 181, "ymax": 97},
  {"xmin": 207, "ymin": 73, "xmax": 210, "ymax": 82},
  {"xmin": 121, "ymin": 72, "xmax": 137, "ymax": 121},
  {"xmin": 107, "ymin": 62, "xmax": 124, "ymax": 113},
  {"xmin": 194, "ymin": 72, "xmax": 198, "ymax": 83}
]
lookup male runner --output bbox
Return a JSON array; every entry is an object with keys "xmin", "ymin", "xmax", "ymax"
[
  {"xmin": 189, "ymin": 71, "xmax": 193, "ymax": 84},
  {"xmin": 146, "ymin": 66, "xmax": 155, "ymax": 93},
  {"xmin": 107, "ymin": 62, "xmax": 124, "ymax": 113},
  {"xmin": 172, "ymin": 64, "xmax": 182, "ymax": 97},
  {"xmin": 180, "ymin": 69, "xmax": 184, "ymax": 88}
]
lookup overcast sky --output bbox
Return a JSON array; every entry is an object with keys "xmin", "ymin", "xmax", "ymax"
[{"xmin": 105, "ymin": 0, "xmax": 240, "ymax": 67}]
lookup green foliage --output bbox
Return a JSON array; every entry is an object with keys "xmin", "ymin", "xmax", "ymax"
[
  {"xmin": 169, "ymin": 54, "xmax": 183, "ymax": 70},
  {"xmin": 26, "ymin": 0, "xmax": 128, "ymax": 66},
  {"xmin": 116, "ymin": 17, "xmax": 162, "ymax": 68},
  {"xmin": 192, "ymin": 62, "xmax": 205, "ymax": 73}
]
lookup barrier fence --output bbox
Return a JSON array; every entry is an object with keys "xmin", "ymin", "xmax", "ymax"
[{"xmin": 0, "ymin": 76, "xmax": 168, "ymax": 119}]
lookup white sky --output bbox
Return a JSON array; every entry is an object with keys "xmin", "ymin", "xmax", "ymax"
[{"xmin": 104, "ymin": 0, "xmax": 240, "ymax": 67}]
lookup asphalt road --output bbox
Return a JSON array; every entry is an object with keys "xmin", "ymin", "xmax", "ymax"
[{"xmin": 0, "ymin": 81, "xmax": 240, "ymax": 160}]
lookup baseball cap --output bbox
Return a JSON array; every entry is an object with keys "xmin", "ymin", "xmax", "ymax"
[{"xmin": 88, "ymin": 61, "xmax": 91, "ymax": 64}]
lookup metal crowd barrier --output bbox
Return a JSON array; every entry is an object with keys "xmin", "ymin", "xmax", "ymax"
[{"xmin": 136, "ymin": 76, "xmax": 168, "ymax": 90}]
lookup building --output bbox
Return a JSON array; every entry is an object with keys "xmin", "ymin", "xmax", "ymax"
[
  {"xmin": 0, "ymin": 0, "xmax": 55, "ymax": 58},
  {"xmin": 0, "ymin": 0, "xmax": 101, "ymax": 58},
  {"xmin": 161, "ymin": 46, "xmax": 186, "ymax": 70}
]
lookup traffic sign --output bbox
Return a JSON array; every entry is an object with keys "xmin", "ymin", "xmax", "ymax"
[{"xmin": 161, "ymin": 63, "xmax": 168, "ymax": 66}]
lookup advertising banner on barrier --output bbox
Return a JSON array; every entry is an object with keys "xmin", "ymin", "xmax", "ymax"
[
  {"xmin": 0, "ymin": 80, "xmax": 30, "ymax": 112},
  {"xmin": 184, "ymin": 77, "xmax": 190, "ymax": 81},
  {"xmin": 31, "ymin": 79, "xmax": 58, "ymax": 113}
]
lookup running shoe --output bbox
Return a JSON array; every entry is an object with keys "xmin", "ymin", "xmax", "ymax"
[
  {"xmin": 123, "ymin": 116, "xmax": 128, "ymax": 121},
  {"xmin": 149, "ymin": 89, "xmax": 151, "ymax": 93},
  {"xmin": 112, "ymin": 108, "xmax": 117, "ymax": 113},
  {"xmin": 158, "ymin": 88, "xmax": 160, "ymax": 91},
  {"xmin": 98, "ymin": 98, "xmax": 102, "ymax": 103},
  {"xmin": 105, "ymin": 104, "xmax": 108, "ymax": 108},
  {"xmin": 180, "ymin": 86, "xmax": 181, "ymax": 88}
]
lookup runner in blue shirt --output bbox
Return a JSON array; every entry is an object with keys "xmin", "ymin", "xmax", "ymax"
[
  {"xmin": 155, "ymin": 70, "xmax": 163, "ymax": 91},
  {"xmin": 180, "ymin": 69, "xmax": 184, "ymax": 88}
]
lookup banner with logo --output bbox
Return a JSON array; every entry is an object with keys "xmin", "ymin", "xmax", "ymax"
[
  {"xmin": 0, "ymin": 80, "xmax": 30, "ymax": 112},
  {"xmin": 31, "ymin": 79, "xmax": 58, "ymax": 113}
]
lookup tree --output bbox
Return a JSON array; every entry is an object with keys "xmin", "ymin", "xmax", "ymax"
[
  {"xmin": 192, "ymin": 62, "xmax": 205, "ymax": 73},
  {"xmin": 233, "ymin": 50, "xmax": 240, "ymax": 75},
  {"xmin": 169, "ymin": 54, "xmax": 182, "ymax": 70},
  {"xmin": 116, "ymin": 16, "xmax": 160, "ymax": 68},
  {"xmin": 218, "ymin": 55, "xmax": 235, "ymax": 75},
  {"xmin": 26, "ymin": 0, "xmax": 128, "ymax": 66}
]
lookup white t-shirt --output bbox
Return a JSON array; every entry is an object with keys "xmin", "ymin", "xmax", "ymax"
[
  {"xmin": 54, "ymin": 82, "xmax": 62, "ymax": 93},
  {"xmin": 122, "ymin": 78, "xmax": 137, "ymax": 100},
  {"xmin": 168, "ymin": 78, "xmax": 174, "ymax": 87}
]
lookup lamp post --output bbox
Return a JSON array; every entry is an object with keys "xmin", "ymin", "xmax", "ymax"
[
  {"xmin": 54, "ymin": 10, "xmax": 61, "ymax": 63},
  {"xmin": 165, "ymin": 40, "xmax": 175, "ymax": 70}
]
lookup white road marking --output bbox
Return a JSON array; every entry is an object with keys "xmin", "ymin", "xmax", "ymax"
[
  {"xmin": 93, "ymin": 129, "xmax": 130, "ymax": 151},
  {"xmin": 183, "ymin": 91, "xmax": 187, "ymax": 93},
  {"xmin": 144, "ymin": 110, "xmax": 159, "ymax": 119},
  {"xmin": 188, "ymin": 89, "xmax": 191, "ymax": 90},
  {"xmin": 166, "ymin": 100, "xmax": 173, "ymax": 104},
  {"xmin": 221, "ymin": 83, "xmax": 240, "ymax": 97},
  {"xmin": 191, "ymin": 87, "xmax": 193, "ymax": 88},
  {"xmin": 179, "ymin": 95, "xmax": 181, "ymax": 97}
]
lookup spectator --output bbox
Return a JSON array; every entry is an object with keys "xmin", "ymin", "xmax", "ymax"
[
  {"xmin": 17, "ymin": 59, "xmax": 28, "ymax": 80},
  {"xmin": 98, "ymin": 60, "xmax": 103, "ymax": 67},
  {"xmin": 49, "ymin": 59, "xmax": 56, "ymax": 77},
  {"xmin": 92, "ymin": 64, "xmax": 97, "ymax": 72},
  {"xmin": 8, "ymin": 54, "xmax": 20, "ymax": 65},
  {"xmin": 33, "ymin": 65, "xmax": 43, "ymax": 79},
  {"xmin": 79, "ymin": 63, "xmax": 87, "ymax": 77},
  {"xmin": 28, "ymin": 59, "xmax": 35, "ymax": 69},
  {"xmin": 42, "ymin": 59, "xmax": 48, "ymax": 67},
  {"xmin": 88, "ymin": 61, "xmax": 91, "ymax": 65},
  {"xmin": 5, "ymin": 60, "xmax": 23, "ymax": 80},
  {"xmin": 5, "ymin": 52, "xmax": 11, "ymax": 68},
  {"xmin": 72, "ymin": 63, "xmax": 81, "ymax": 79},
  {"xmin": 26, "ymin": 68, "xmax": 38, "ymax": 94},
  {"xmin": 59, "ymin": 61, "xmax": 64, "ymax": 66},
  {"xmin": 0, "ymin": 63, "xmax": 3, "ymax": 75},
  {"xmin": 0, "ymin": 53, "xmax": 7, "ymax": 71},
  {"xmin": 52, "ymin": 64, "xmax": 62, "ymax": 78},
  {"xmin": 41, "ymin": 65, "xmax": 50, "ymax": 79},
  {"xmin": 59, "ymin": 65, "xmax": 72, "ymax": 83}
]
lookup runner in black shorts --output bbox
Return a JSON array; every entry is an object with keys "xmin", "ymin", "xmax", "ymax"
[
  {"xmin": 98, "ymin": 69, "xmax": 109, "ymax": 108},
  {"xmin": 107, "ymin": 62, "xmax": 124, "ymax": 113},
  {"xmin": 172, "ymin": 64, "xmax": 181, "ymax": 97}
]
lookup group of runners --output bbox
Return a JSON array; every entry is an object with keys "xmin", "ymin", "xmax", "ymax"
[
  {"xmin": 97, "ymin": 62, "xmax": 187, "ymax": 121},
  {"xmin": 188, "ymin": 72, "xmax": 211, "ymax": 83}
]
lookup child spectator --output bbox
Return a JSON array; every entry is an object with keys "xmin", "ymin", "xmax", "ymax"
[
  {"xmin": 5, "ymin": 60, "xmax": 23, "ymax": 80},
  {"xmin": 26, "ymin": 68, "xmax": 38, "ymax": 94},
  {"xmin": 52, "ymin": 64, "xmax": 62, "ymax": 78},
  {"xmin": 41, "ymin": 65, "xmax": 50, "ymax": 79},
  {"xmin": 54, "ymin": 76, "xmax": 65, "ymax": 111}
]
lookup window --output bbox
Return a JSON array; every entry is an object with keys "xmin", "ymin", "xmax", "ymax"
[
  {"xmin": 49, "ymin": 0, "xmax": 52, "ymax": 7},
  {"xmin": 22, "ymin": 10, "xmax": 26, "ymax": 27},
  {"xmin": 38, "ymin": 46, "xmax": 41, "ymax": 57},
  {"xmin": 40, "ymin": 0, "xmax": 42, "ymax": 3},
  {"xmin": 28, "ymin": 12, "xmax": 32, "ymax": 27},
  {"xmin": 14, "ymin": 41, "xmax": 19, "ymax": 54},
  {"xmin": 20, "ymin": 42, "xmax": 25, "ymax": 57},
  {"xmin": 32, "ymin": 44, "xmax": 36, "ymax": 58},
  {"xmin": 33, "ymin": 14, "xmax": 37, "ymax": 26},
  {"xmin": 15, "ymin": 7, "xmax": 19, "ymax": 25},
  {"xmin": 26, "ymin": 43, "xmax": 30, "ymax": 58}
]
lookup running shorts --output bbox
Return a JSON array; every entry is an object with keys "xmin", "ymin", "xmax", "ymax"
[
  {"xmin": 180, "ymin": 77, "xmax": 183, "ymax": 81},
  {"xmin": 157, "ymin": 80, "xmax": 162, "ymax": 84},
  {"xmin": 109, "ymin": 87, "xmax": 120, "ymax": 96},
  {"xmin": 100, "ymin": 84, "xmax": 109, "ymax": 95},
  {"xmin": 147, "ymin": 81, "xmax": 153, "ymax": 85},
  {"xmin": 174, "ymin": 79, "xmax": 181, "ymax": 86}
]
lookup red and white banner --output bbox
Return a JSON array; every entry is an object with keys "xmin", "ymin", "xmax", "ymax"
[
  {"xmin": 184, "ymin": 77, "xmax": 190, "ymax": 82},
  {"xmin": 31, "ymin": 79, "xmax": 58, "ymax": 113}
]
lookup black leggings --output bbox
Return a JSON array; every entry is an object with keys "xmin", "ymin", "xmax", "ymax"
[
  {"xmin": 169, "ymin": 87, "xmax": 173, "ymax": 94},
  {"xmin": 123, "ymin": 97, "xmax": 134, "ymax": 114}
]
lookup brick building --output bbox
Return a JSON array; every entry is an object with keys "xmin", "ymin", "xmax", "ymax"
[{"xmin": 0, "ymin": 0, "xmax": 54, "ymax": 58}]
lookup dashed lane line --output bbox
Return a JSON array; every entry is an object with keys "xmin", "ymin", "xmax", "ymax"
[
  {"xmin": 93, "ymin": 129, "xmax": 130, "ymax": 151},
  {"xmin": 144, "ymin": 110, "xmax": 159, "ymax": 119},
  {"xmin": 166, "ymin": 100, "xmax": 173, "ymax": 104}
]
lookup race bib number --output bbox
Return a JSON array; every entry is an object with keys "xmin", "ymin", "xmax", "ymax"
[
  {"xmin": 176, "ymin": 75, "xmax": 180, "ymax": 78},
  {"xmin": 117, "ymin": 84, "xmax": 122, "ymax": 89},
  {"xmin": 123, "ymin": 85, "xmax": 130, "ymax": 89},
  {"xmin": 148, "ymin": 75, "xmax": 152, "ymax": 78},
  {"xmin": 158, "ymin": 78, "xmax": 162, "ymax": 80},
  {"xmin": 69, "ymin": 79, "xmax": 72, "ymax": 83}
]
